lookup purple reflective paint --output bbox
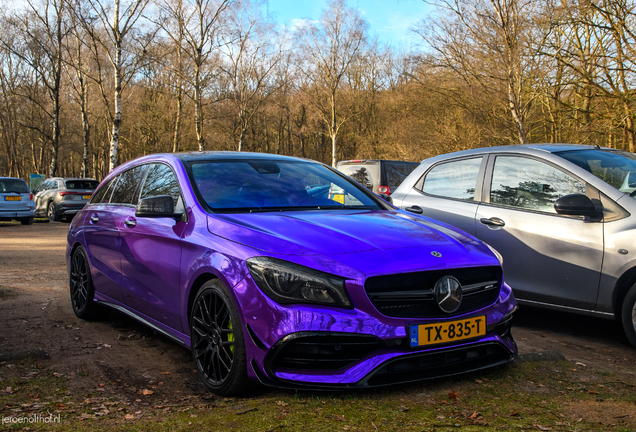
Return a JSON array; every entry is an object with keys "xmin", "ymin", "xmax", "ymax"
[{"xmin": 67, "ymin": 152, "xmax": 517, "ymax": 395}]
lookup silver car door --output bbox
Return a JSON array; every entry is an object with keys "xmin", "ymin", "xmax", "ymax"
[
  {"xmin": 400, "ymin": 156, "xmax": 486, "ymax": 235},
  {"xmin": 475, "ymin": 154, "xmax": 603, "ymax": 310}
]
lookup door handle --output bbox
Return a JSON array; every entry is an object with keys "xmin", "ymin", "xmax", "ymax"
[
  {"xmin": 90, "ymin": 215, "xmax": 99, "ymax": 223},
  {"xmin": 405, "ymin": 205, "xmax": 424, "ymax": 214},
  {"xmin": 480, "ymin": 217, "xmax": 505, "ymax": 227},
  {"xmin": 124, "ymin": 219, "xmax": 136, "ymax": 228}
]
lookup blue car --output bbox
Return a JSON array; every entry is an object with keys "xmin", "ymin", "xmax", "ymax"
[
  {"xmin": 67, "ymin": 152, "xmax": 517, "ymax": 395},
  {"xmin": 0, "ymin": 177, "xmax": 35, "ymax": 225}
]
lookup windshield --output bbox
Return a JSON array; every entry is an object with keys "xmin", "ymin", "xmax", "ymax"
[
  {"xmin": 189, "ymin": 160, "xmax": 381, "ymax": 212},
  {"xmin": 0, "ymin": 179, "xmax": 29, "ymax": 194},
  {"xmin": 556, "ymin": 149, "xmax": 636, "ymax": 198}
]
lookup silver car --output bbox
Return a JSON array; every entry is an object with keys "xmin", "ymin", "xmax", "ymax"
[
  {"xmin": 392, "ymin": 144, "xmax": 636, "ymax": 347},
  {"xmin": 0, "ymin": 177, "xmax": 35, "ymax": 225},
  {"xmin": 33, "ymin": 177, "xmax": 99, "ymax": 222}
]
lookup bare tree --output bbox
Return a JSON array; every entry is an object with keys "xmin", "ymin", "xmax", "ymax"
[
  {"xmin": 4, "ymin": 0, "xmax": 69, "ymax": 177},
  {"xmin": 297, "ymin": 0, "xmax": 367, "ymax": 167},
  {"xmin": 417, "ymin": 0, "xmax": 547, "ymax": 145},
  {"xmin": 75, "ymin": 0, "xmax": 154, "ymax": 170},
  {"xmin": 219, "ymin": 0, "xmax": 286, "ymax": 151},
  {"xmin": 159, "ymin": 0, "xmax": 229, "ymax": 151}
]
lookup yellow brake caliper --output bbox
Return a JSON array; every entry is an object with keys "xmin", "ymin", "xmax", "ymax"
[{"xmin": 228, "ymin": 320, "xmax": 234, "ymax": 354}]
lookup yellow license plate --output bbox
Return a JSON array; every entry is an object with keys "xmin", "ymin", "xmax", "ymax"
[
  {"xmin": 332, "ymin": 194, "xmax": 345, "ymax": 204},
  {"xmin": 82, "ymin": 195, "xmax": 91, "ymax": 200},
  {"xmin": 410, "ymin": 315, "xmax": 486, "ymax": 347},
  {"xmin": 4, "ymin": 196, "xmax": 21, "ymax": 201}
]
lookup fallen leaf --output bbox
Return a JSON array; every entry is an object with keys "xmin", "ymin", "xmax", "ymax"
[
  {"xmin": 276, "ymin": 400, "xmax": 288, "ymax": 407},
  {"xmin": 98, "ymin": 384, "xmax": 105, "ymax": 388},
  {"xmin": 398, "ymin": 405, "xmax": 409, "ymax": 412},
  {"xmin": 448, "ymin": 390, "xmax": 458, "ymax": 400},
  {"xmin": 470, "ymin": 411, "xmax": 479, "ymax": 419},
  {"xmin": 576, "ymin": 362, "xmax": 587, "ymax": 367},
  {"xmin": 510, "ymin": 411, "xmax": 520, "ymax": 417},
  {"xmin": 141, "ymin": 389, "xmax": 154, "ymax": 396},
  {"xmin": 475, "ymin": 379, "xmax": 483, "ymax": 384},
  {"xmin": 160, "ymin": 372, "xmax": 171, "ymax": 375},
  {"xmin": 124, "ymin": 414, "xmax": 135, "ymax": 420},
  {"xmin": 537, "ymin": 426, "xmax": 552, "ymax": 431}
]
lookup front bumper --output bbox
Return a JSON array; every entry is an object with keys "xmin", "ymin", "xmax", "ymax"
[{"xmin": 233, "ymin": 276, "xmax": 517, "ymax": 389}]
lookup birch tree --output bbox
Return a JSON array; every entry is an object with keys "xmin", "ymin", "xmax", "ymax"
[{"xmin": 75, "ymin": 0, "xmax": 154, "ymax": 171}]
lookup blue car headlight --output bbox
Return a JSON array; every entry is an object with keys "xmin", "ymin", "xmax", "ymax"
[{"xmin": 246, "ymin": 257, "xmax": 353, "ymax": 308}]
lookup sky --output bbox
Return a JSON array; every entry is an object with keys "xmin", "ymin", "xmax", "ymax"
[{"xmin": 264, "ymin": 0, "xmax": 433, "ymax": 48}]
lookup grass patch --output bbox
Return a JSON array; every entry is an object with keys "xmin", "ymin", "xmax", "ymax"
[{"xmin": 1, "ymin": 360, "xmax": 635, "ymax": 431}]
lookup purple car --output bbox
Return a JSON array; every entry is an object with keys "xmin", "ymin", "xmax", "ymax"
[{"xmin": 66, "ymin": 152, "xmax": 517, "ymax": 395}]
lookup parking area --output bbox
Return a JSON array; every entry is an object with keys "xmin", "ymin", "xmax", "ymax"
[
  {"xmin": 1, "ymin": 221, "xmax": 636, "ymax": 430},
  {"xmin": 1, "ymin": 222, "xmax": 635, "ymax": 386}
]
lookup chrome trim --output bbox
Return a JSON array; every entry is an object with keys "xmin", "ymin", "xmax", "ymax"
[
  {"xmin": 516, "ymin": 299, "xmax": 614, "ymax": 318},
  {"xmin": 99, "ymin": 301, "xmax": 185, "ymax": 345},
  {"xmin": 462, "ymin": 281, "xmax": 498, "ymax": 293}
]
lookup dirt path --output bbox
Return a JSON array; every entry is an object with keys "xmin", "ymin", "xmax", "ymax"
[{"xmin": 1, "ymin": 221, "xmax": 635, "ymax": 405}]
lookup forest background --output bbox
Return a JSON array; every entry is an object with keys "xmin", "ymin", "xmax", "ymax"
[{"xmin": 1, "ymin": 0, "xmax": 635, "ymax": 181}]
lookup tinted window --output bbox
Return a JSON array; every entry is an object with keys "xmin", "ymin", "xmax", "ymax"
[
  {"xmin": 338, "ymin": 163, "xmax": 377, "ymax": 190},
  {"xmin": 385, "ymin": 162, "xmax": 418, "ymax": 191},
  {"xmin": 490, "ymin": 156, "xmax": 586, "ymax": 213},
  {"xmin": 65, "ymin": 180, "xmax": 99, "ymax": 190},
  {"xmin": 140, "ymin": 164, "xmax": 183, "ymax": 211},
  {"xmin": 109, "ymin": 166, "xmax": 146, "ymax": 204},
  {"xmin": 421, "ymin": 157, "xmax": 482, "ymax": 200},
  {"xmin": 0, "ymin": 179, "xmax": 29, "ymax": 193},
  {"xmin": 90, "ymin": 177, "xmax": 117, "ymax": 204},
  {"xmin": 190, "ymin": 160, "xmax": 380, "ymax": 211}
]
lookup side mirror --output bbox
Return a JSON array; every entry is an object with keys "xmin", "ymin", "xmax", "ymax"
[
  {"xmin": 554, "ymin": 194, "xmax": 600, "ymax": 217},
  {"xmin": 136, "ymin": 195, "xmax": 182, "ymax": 220}
]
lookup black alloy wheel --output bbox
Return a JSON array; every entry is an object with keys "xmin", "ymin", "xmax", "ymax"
[
  {"xmin": 191, "ymin": 280, "xmax": 254, "ymax": 395},
  {"xmin": 69, "ymin": 246, "xmax": 106, "ymax": 320}
]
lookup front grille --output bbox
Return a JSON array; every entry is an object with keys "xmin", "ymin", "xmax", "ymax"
[
  {"xmin": 366, "ymin": 342, "xmax": 512, "ymax": 386},
  {"xmin": 365, "ymin": 266, "xmax": 502, "ymax": 318},
  {"xmin": 271, "ymin": 334, "xmax": 384, "ymax": 371}
]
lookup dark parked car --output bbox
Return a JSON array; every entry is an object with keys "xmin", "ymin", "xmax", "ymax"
[
  {"xmin": 336, "ymin": 159, "xmax": 419, "ymax": 197},
  {"xmin": 392, "ymin": 144, "xmax": 636, "ymax": 347},
  {"xmin": 67, "ymin": 152, "xmax": 517, "ymax": 395},
  {"xmin": 0, "ymin": 177, "xmax": 35, "ymax": 225},
  {"xmin": 34, "ymin": 177, "xmax": 99, "ymax": 222}
]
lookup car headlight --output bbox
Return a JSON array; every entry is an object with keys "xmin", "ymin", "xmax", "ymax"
[
  {"xmin": 246, "ymin": 257, "xmax": 353, "ymax": 308},
  {"xmin": 485, "ymin": 243, "xmax": 504, "ymax": 265}
]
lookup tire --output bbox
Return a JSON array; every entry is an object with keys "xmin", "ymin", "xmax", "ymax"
[
  {"xmin": 48, "ymin": 202, "xmax": 60, "ymax": 222},
  {"xmin": 190, "ymin": 279, "xmax": 255, "ymax": 395},
  {"xmin": 621, "ymin": 283, "xmax": 636, "ymax": 348},
  {"xmin": 20, "ymin": 217, "xmax": 34, "ymax": 225},
  {"xmin": 69, "ymin": 246, "xmax": 108, "ymax": 320}
]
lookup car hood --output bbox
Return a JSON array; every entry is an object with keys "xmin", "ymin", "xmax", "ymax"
[{"xmin": 207, "ymin": 210, "xmax": 480, "ymax": 257}]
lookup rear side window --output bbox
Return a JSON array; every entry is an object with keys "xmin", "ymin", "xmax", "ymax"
[
  {"xmin": 65, "ymin": 180, "xmax": 99, "ymax": 190},
  {"xmin": 420, "ymin": 157, "xmax": 482, "ymax": 200},
  {"xmin": 109, "ymin": 166, "xmax": 147, "ymax": 205},
  {"xmin": 89, "ymin": 178, "xmax": 116, "ymax": 204},
  {"xmin": 140, "ymin": 164, "xmax": 183, "ymax": 211},
  {"xmin": 384, "ymin": 162, "xmax": 418, "ymax": 191},
  {"xmin": 338, "ymin": 163, "xmax": 378, "ymax": 190},
  {"xmin": 0, "ymin": 179, "xmax": 29, "ymax": 193}
]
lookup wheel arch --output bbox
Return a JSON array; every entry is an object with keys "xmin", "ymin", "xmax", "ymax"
[
  {"xmin": 186, "ymin": 273, "xmax": 219, "ymax": 327},
  {"xmin": 613, "ymin": 266, "xmax": 636, "ymax": 321}
]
